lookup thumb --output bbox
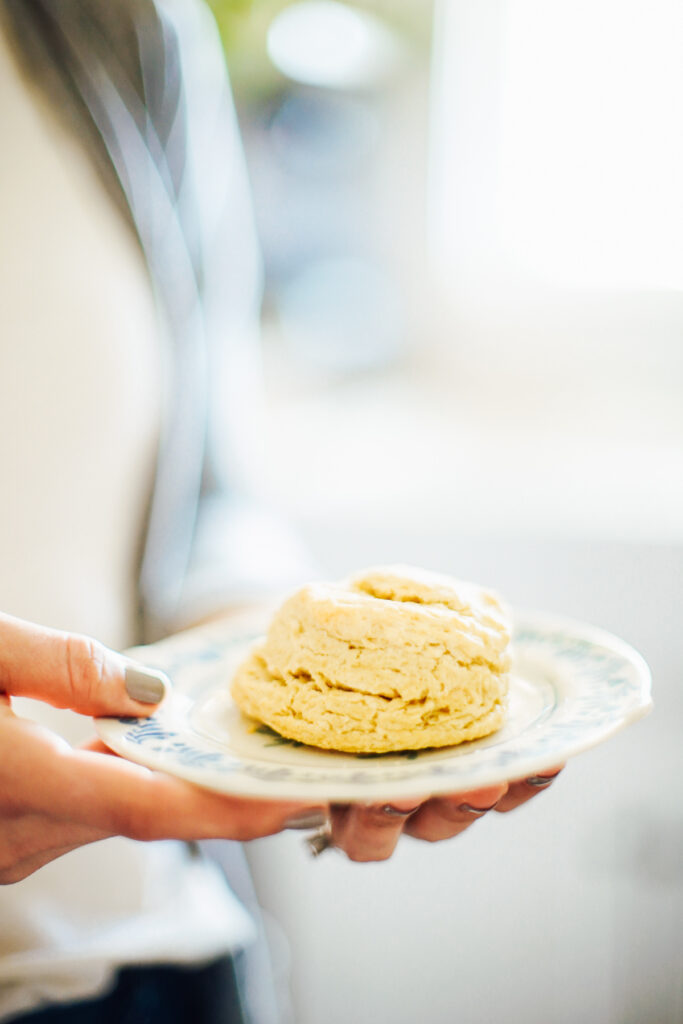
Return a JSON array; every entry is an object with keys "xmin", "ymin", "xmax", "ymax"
[{"xmin": 0, "ymin": 613, "xmax": 169, "ymax": 717}]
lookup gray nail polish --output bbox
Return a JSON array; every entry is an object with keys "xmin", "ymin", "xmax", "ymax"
[
  {"xmin": 525, "ymin": 774, "xmax": 559, "ymax": 788},
  {"xmin": 125, "ymin": 665, "xmax": 169, "ymax": 704},
  {"xmin": 380, "ymin": 804, "xmax": 420, "ymax": 818},
  {"xmin": 285, "ymin": 811, "xmax": 328, "ymax": 831},
  {"xmin": 458, "ymin": 802, "xmax": 497, "ymax": 816}
]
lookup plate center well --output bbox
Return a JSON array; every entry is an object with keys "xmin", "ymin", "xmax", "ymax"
[{"xmin": 188, "ymin": 662, "xmax": 558, "ymax": 769}]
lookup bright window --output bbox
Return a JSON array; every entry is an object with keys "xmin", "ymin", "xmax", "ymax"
[{"xmin": 431, "ymin": 0, "xmax": 683, "ymax": 290}]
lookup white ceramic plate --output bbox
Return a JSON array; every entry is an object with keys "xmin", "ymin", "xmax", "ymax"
[{"xmin": 96, "ymin": 612, "xmax": 652, "ymax": 802}]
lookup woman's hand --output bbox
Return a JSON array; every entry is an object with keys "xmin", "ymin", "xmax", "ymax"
[
  {"xmin": 323, "ymin": 770, "xmax": 564, "ymax": 863},
  {"xmin": 0, "ymin": 613, "xmax": 326, "ymax": 884}
]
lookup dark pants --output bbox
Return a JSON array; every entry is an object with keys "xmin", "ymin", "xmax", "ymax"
[{"xmin": 9, "ymin": 956, "xmax": 248, "ymax": 1024}]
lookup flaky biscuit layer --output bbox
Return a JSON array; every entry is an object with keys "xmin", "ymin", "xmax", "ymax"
[{"xmin": 231, "ymin": 565, "xmax": 510, "ymax": 753}]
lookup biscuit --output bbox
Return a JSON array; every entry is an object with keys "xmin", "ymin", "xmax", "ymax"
[{"xmin": 230, "ymin": 565, "xmax": 511, "ymax": 753}]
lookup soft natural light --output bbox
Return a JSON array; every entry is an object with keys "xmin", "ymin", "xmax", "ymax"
[
  {"xmin": 431, "ymin": 0, "xmax": 683, "ymax": 290},
  {"xmin": 266, "ymin": 0, "xmax": 402, "ymax": 89}
]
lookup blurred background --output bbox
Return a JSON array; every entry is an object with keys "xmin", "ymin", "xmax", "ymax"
[
  {"xmin": 1, "ymin": 0, "xmax": 680, "ymax": 1021},
  {"xmin": 202, "ymin": 2, "xmax": 683, "ymax": 1022},
  {"xmin": 211, "ymin": 0, "xmax": 683, "ymax": 549}
]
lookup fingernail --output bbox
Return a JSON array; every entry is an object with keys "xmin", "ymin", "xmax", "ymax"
[
  {"xmin": 380, "ymin": 804, "xmax": 421, "ymax": 818},
  {"xmin": 125, "ymin": 664, "xmax": 170, "ymax": 704},
  {"xmin": 284, "ymin": 810, "xmax": 328, "ymax": 831},
  {"xmin": 458, "ymin": 802, "xmax": 498, "ymax": 816},
  {"xmin": 525, "ymin": 774, "xmax": 559, "ymax": 788}
]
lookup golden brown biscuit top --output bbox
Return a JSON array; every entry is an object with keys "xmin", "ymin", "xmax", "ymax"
[
  {"xmin": 230, "ymin": 565, "xmax": 511, "ymax": 752},
  {"xmin": 260, "ymin": 566, "xmax": 511, "ymax": 698}
]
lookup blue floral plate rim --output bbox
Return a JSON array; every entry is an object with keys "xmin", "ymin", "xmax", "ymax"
[{"xmin": 95, "ymin": 610, "xmax": 652, "ymax": 802}]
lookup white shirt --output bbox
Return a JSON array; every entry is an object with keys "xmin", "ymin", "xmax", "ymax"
[{"xmin": 0, "ymin": 19, "xmax": 254, "ymax": 1020}]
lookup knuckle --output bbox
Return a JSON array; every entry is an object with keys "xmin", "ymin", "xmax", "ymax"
[
  {"xmin": 65, "ymin": 634, "xmax": 106, "ymax": 709},
  {"xmin": 126, "ymin": 811, "xmax": 154, "ymax": 842},
  {"xmin": 107, "ymin": 795, "xmax": 152, "ymax": 841}
]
